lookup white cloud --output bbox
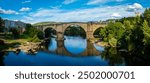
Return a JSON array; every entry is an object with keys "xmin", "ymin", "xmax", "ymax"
[
  {"xmin": 22, "ymin": 0, "xmax": 31, "ymax": 4},
  {"xmin": 20, "ymin": 4, "xmax": 144, "ymax": 24},
  {"xmin": 30, "ymin": 9, "xmax": 62, "ymax": 17},
  {"xmin": 0, "ymin": 7, "xmax": 18, "ymax": 14},
  {"xmin": 133, "ymin": 3, "xmax": 143, "ymax": 9},
  {"xmin": 127, "ymin": 3, "xmax": 143, "ymax": 12},
  {"xmin": 19, "ymin": 7, "xmax": 31, "ymax": 12},
  {"xmin": 23, "ymin": 16, "xmax": 34, "ymax": 21},
  {"xmin": 50, "ymin": 5, "xmax": 62, "ymax": 9},
  {"xmin": 63, "ymin": 0, "xmax": 77, "ymax": 5},
  {"xmin": 111, "ymin": 13, "xmax": 122, "ymax": 18},
  {"xmin": 87, "ymin": 0, "xmax": 124, "ymax": 5}
]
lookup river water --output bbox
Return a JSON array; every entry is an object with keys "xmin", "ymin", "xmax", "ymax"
[{"xmin": 0, "ymin": 36, "xmax": 127, "ymax": 66}]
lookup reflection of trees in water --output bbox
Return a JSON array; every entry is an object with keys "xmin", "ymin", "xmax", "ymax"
[
  {"xmin": 122, "ymin": 47, "xmax": 150, "ymax": 66},
  {"xmin": 0, "ymin": 51, "xmax": 7, "ymax": 66},
  {"xmin": 43, "ymin": 38, "xmax": 52, "ymax": 50},
  {"xmin": 101, "ymin": 47, "xmax": 150, "ymax": 66},
  {"xmin": 101, "ymin": 47, "xmax": 124, "ymax": 66}
]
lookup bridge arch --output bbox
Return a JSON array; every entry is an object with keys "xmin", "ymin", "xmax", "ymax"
[
  {"xmin": 44, "ymin": 27, "xmax": 57, "ymax": 38},
  {"xmin": 93, "ymin": 27, "xmax": 104, "ymax": 38},
  {"xmin": 62, "ymin": 23, "xmax": 87, "ymax": 32},
  {"xmin": 63, "ymin": 24, "xmax": 86, "ymax": 38}
]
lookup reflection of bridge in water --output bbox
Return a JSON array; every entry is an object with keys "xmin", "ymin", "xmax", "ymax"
[{"xmin": 42, "ymin": 40, "xmax": 101, "ymax": 56}]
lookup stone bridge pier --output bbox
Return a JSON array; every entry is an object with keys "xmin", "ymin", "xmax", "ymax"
[{"xmin": 57, "ymin": 32, "xmax": 64, "ymax": 40}]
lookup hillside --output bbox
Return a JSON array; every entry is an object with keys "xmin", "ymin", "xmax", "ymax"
[{"xmin": 33, "ymin": 22, "xmax": 62, "ymax": 26}]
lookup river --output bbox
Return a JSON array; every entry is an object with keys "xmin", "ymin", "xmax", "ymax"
[{"xmin": 0, "ymin": 36, "xmax": 128, "ymax": 66}]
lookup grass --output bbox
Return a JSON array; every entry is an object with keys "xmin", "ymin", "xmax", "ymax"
[{"xmin": 1, "ymin": 33, "xmax": 43, "ymax": 50}]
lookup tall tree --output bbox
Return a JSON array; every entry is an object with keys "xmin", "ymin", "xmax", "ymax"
[
  {"xmin": 0, "ymin": 17, "xmax": 4, "ymax": 32},
  {"xmin": 143, "ymin": 8, "xmax": 150, "ymax": 26},
  {"xmin": 142, "ymin": 20, "xmax": 150, "ymax": 45}
]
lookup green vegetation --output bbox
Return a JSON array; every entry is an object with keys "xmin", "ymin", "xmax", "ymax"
[
  {"xmin": 44, "ymin": 28, "xmax": 56, "ymax": 38},
  {"xmin": 64, "ymin": 26, "xmax": 86, "ymax": 38},
  {"xmin": 0, "ymin": 22, "xmax": 45, "ymax": 51},
  {"xmin": 23, "ymin": 24, "xmax": 44, "ymax": 42},
  {"xmin": 0, "ymin": 17, "xmax": 5, "ymax": 32},
  {"xmin": 99, "ymin": 8, "xmax": 150, "ymax": 60},
  {"xmin": 93, "ymin": 28, "xmax": 101, "ymax": 38},
  {"xmin": 10, "ymin": 28, "xmax": 20, "ymax": 39}
]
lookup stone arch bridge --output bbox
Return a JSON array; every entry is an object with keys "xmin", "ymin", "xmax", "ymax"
[{"xmin": 35, "ymin": 22, "xmax": 106, "ymax": 40}]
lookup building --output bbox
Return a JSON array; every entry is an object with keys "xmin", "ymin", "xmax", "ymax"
[{"xmin": 4, "ymin": 20, "xmax": 26, "ymax": 33}]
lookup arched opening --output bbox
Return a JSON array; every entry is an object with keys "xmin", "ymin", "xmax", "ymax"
[
  {"xmin": 93, "ymin": 27, "xmax": 103, "ymax": 38},
  {"xmin": 93, "ymin": 27, "xmax": 105, "ymax": 52},
  {"xmin": 44, "ymin": 27, "xmax": 56, "ymax": 38},
  {"xmin": 63, "ymin": 25, "xmax": 87, "ymax": 55},
  {"xmin": 64, "ymin": 25, "xmax": 86, "ymax": 38}
]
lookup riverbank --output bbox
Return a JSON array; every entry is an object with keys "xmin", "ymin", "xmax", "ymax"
[
  {"xmin": 95, "ymin": 42, "xmax": 109, "ymax": 47},
  {"xmin": 90, "ymin": 38, "xmax": 109, "ymax": 47},
  {"xmin": 1, "ymin": 39, "xmax": 41, "ymax": 53}
]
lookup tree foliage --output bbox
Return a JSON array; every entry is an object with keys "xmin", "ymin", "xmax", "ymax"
[
  {"xmin": 0, "ymin": 17, "xmax": 4, "ymax": 32},
  {"xmin": 64, "ymin": 26, "xmax": 86, "ymax": 38},
  {"xmin": 143, "ymin": 8, "xmax": 150, "ymax": 26},
  {"xmin": 10, "ymin": 28, "xmax": 20, "ymax": 39},
  {"xmin": 23, "ymin": 24, "xmax": 44, "ymax": 42},
  {"xmin": 44, "ymin": 28, "xmax": 56, "ymax": 38},
  {"xmin": 99, "ymin": 8, "xmax": 150, "ymax": 55},
  {"xmin": 143, "ymin": 20, "xmax": 150, "ymax": 45}
]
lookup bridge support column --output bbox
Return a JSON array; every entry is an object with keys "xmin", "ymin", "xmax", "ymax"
[
  {"xmin": 56, "ymin": 32, "xmax": 64, "ymax": 40},
  {"xmin": 87, "ymin": 31, "xmax": 94, "ymax": 41}
]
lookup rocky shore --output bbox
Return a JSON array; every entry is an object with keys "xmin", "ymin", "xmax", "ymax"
[
  {"xmin": 17, "ymin": 42, "xmax": 41, "ymax": 52},
  {"xmin": 90, "ymin": 39, "xmax": 109, "ymax": 47},
  {"xmin": 7, "ymin": 41, "xmax": 41, "ymax": 53}
]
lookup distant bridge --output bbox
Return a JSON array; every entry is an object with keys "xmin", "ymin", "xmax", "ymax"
[{"xmin": 34, "ymin": 22, "xmax": 106, "ymax": 40}]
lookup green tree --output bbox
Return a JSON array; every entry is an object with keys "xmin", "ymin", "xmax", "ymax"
[
  {"xmin": 142, "ymin": 20, "xmax": 150, "ymax": 45},
  {"xmin": 24, "ymin": 24, "xmax": 39, "ymax": 38},
  {"xmin": 0, "ymin": 17, "xmax": 4, "ymax": 32},
  {"xmin": 143, "ymin": 8, "xmax": 150, "ymax": 26},
  {"xmin": 120, "ymin": 20, "xmax": 134, "ymax": 51},
  {"xmin": 44, "ymin": 28, "xmax": 53, "ymax": 38},
  {"xmin": 100, "ymin": 22, "xmax": 125, "ymax": 47},
  {"xmin": 100, "ymin": 27, "xmax": 108, "ymax": 41},
  {"xmin": 10, "ymin": 28, "xmax": 20, "ymax": 39},
  {"xmin": 37, "ymin": 31, "xmax": 44, "ymax": 39},
  {"xmin": 64, "ymin": 26, "xmax": 86, "ymax": 38}
]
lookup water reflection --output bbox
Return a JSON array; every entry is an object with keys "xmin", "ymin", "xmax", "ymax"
[
  {"xmin": 48, "ymin": 38, "xmax": 57, "ymax": 51},
  {"xmin": 0, "ymin": 51, "xmax": 6, "ymax": 66},
  {"xmin": 94, "ymin": 44, "xmax": 104, "ymax": 52},
  {"xmin": 42, "ymin": 37, "xmax": 102, "ymax": 56},
  {"xmin": 101, "ymin": 47, "xmax": 125, "ymax": 66},
  {"xmin": 64, "ymin": 36, "xmax": 87, "ymax": 55},
  {"xmin": 2, "ymin": 36, "xmax": 146, "ymax": 66}
]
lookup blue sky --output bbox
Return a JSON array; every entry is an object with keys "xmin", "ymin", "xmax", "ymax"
[{"xmin": 0, "ymin": 0, "xmax": 150, "ymax": 24}]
